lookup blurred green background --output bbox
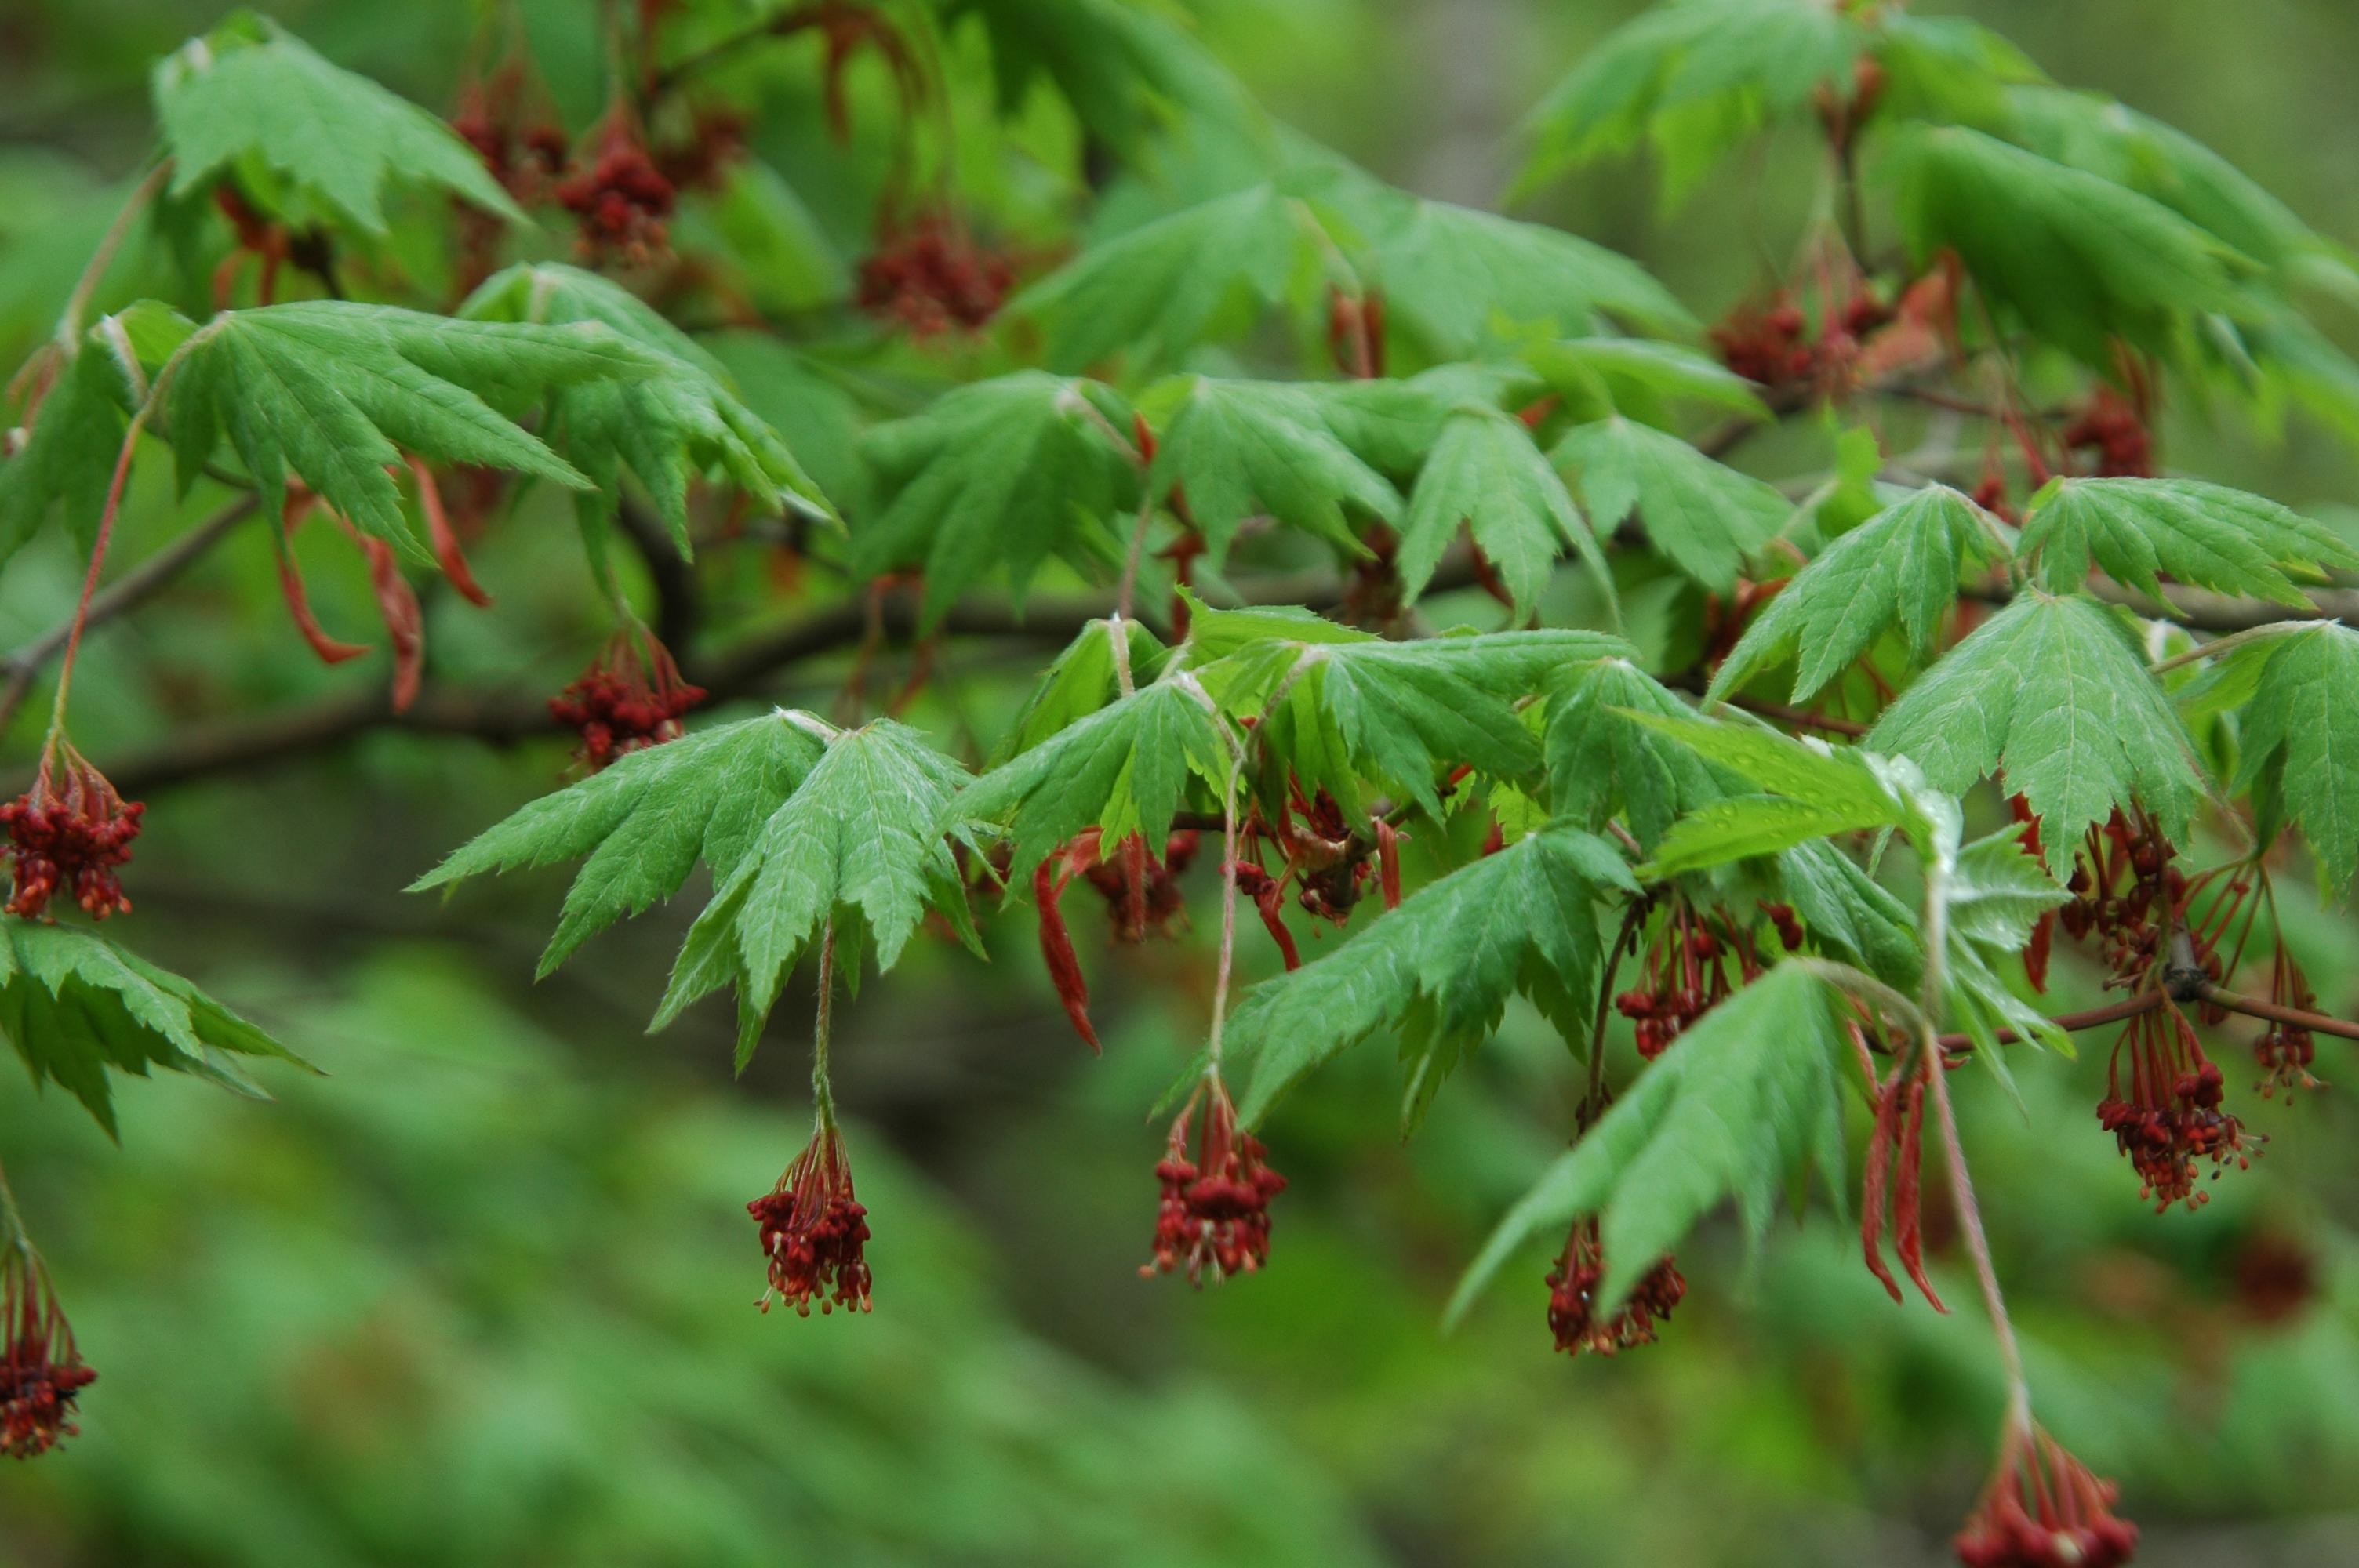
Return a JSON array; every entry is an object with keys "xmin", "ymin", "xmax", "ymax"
[{"xmin": 8, "ymin": 2, "xmax": 2359, "ymax": 1564}]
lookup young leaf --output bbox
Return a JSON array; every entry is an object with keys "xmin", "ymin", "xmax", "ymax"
[
  {"xmin": 0, "ymin": 349, "xmax": 129, "ymax": 569},
  {"xmin": 1628, "ymin": 711, "xmax": 1923, "ymax": 874},
  {"xmin": 2232, "ymin": 622, "xmax": 2359, "ymax": 894},
  {"xmin": 1867, "ymin": 592, "xmax": 2206, "ymax": 842},
  {"xmin": 2016, "ymin": 477, "xmax": 2358, "ymax": 608},
  {"xmin": 958, "ymin": 676, "xmax": 1230, "ymax": 880},
  {"xmin": 1710, "ymin": 485, "xmax": 2012, "ymax": 702},
  {"xmin": 411, "ymin": 713, "xmax": 829, "ymax": 975},
  {"xmin": 460, "ymin": 263, "xmax": 831, "ymax": 548},
  {"xmin": 990, "ymin": 616, "xmax": 1172, "ymax": 765},
  {"xmin": 1936, "ymin": 826, "xmax": 2073, "ymax": 1067},
  {"xmin": 1776, "ymin": 839, "xmax": 1921, "ymax": 994},
  {"xmin": 1448, "ymin": 962, "xmax": 1850, "ymax": 1323},
  {"xmin": 1145, "ymin": 376, "xmax": 1398, "ymax": 561},
  {"xmin": 1363, "ymin": 199, "xmax": 1692, "ymax": 354},
  {"xmin": 154, "ymin": 12, "xmax": 522, "ymax": 234},
  {"xmin": 1399, "ymin": 405, "xmax": 1612, "ymax": 615},
  {"xmin": 162, "ymin": 302, "xmax": 659, "ymax": 560},
  {"xmin": 1886, "ymin": 125, "xmax": 2249, "ymax": 365},
  {"xmin": 0, "ymin": 916, "xmax": 311, "ymax": 1138},
  {"xmin": 1525, "ymin": 336, "xmax": 1769, "ymax": 422},
  {"xmin": 855, "ymin": 372, "xmax": 1140, "ymax": 627},
  {"xmin": 1005, "ymin": 183, "xmax": 1310, "ymax": 371},
  {"xmin": 653, "ymin": 717, "xmax": 982, "ymax": 1064},
  {"xmin": 1230, "ymin": 824, "xmax": 1635, "ymax": 1127},
  {"xmin": 1552, "ymin": 416, "xmax": 1786, "ymax": 592}
]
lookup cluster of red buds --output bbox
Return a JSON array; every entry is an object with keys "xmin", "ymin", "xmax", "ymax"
[
  {"xmin": 1709, "ymin": 290, "xmax": 1889, "ymax": 397},
  {"xmin": 747, "ymin": 1123, "xmax": 873, "ymax": 1316},
  {"xmin": 1033, "ymin": 830, "xmax": 1199, "ymax": 1051},
  {"xmin": 2, "ymin": 1246, "xmax": 96, "ymax": 1460},
  {"xmin": 1228, "ymin": 786, "xmax": 1391, "ymax": 971},
  {"xmin": 855, "ymin": 213, "xmax": 1015, "ymax": 336},
  {"xmin": 1860, "ymin": 1051, "xmax": 1946, "ymax": 1311},
  {"xmin": 2057, "ymin": 811, "xmax": 2186, "ymax": 978},
  {"xmin": 1614, "ymin": 899, "xmax": 1764, "ymax": 1060},
  {"xmin": 653, "ymin": 107, "xmax": 749, "ymax": 194},
  {"xmin": 2, "ymin": 742, "xmax": 143, "ymax": 920},
  {"xmin": 1144, "ymin": 1074, "xmax": 1286, "ymax": 1287},
  {"xmin": 1954, "ymin": 1422, "xmax": 2137, "ymax": 1568},
  {"xmin": 1971, "ymin": 466, "xmax": 2019, "ymax": 526},
  {"xmin": 555, "ymin": 113, "xmax": 676, "ymax": 267},
  {"xmin": 548, "ymin": 631, "xmax": 705, "ymax": 771},
  {"xmin": 1544, "ymin": 1218, "xmax": 1685, "ymax": 1357},
  {"xmin": 453, "ymin": 64, "xmax": 570, "ymax": 206},
  {"xmin": 2252, "ymin": 950, "xmax": 2320, "ymax": 1098},
  {"xmin": 2062, "ymin": 386, "xmax": 2155, "ymax": 478},
  {"xmin": 2097, "ymin": 1005, "xmax": 2258, "ymax": 1212}
]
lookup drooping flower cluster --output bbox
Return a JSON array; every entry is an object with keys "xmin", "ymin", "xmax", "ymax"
[
  {"xmin": 855, "ymin": 213, "xmax": 1015, "ymax": 336},
  {"xmin": 1144, "ymin": 1075, "xmax": 1286, "ymax": 1287},
  {"xmin": 2252, "ymin": 950, "xmax": 2320, "ymax": 1098},
  {"xmin": 2, "ymin": 1246, "xmax": 96, "ymax": 1461},
  {"xmin": 1032, "ymin": 829, "xmax": 1201, "ymax": 1051},
  {"xmin": 554, "ymin": 112, "xmax": 675, "ymax": 266},
  {"xmin": 452, "ymin": 64, "xmax": 569, "ymax": 206},
  {"xmin": 1544, "ymin": 1218, "xmax": 1685, "ymax": 1357},
  {"xmin": 747, "ymin": 1123, "xmax": 873, "ymax": 1316},
  {"xmin": 2061, "ymin": 385, "xmax": 2155, "ymax": 478},
  {"xmin": 1614, "ymin": 898, "xmax": 1764, "ymax": 1060},
  {"xmin": 2, "ymin": 742, "xmax": 143, "ymax": 920},
  {"xmin": 548, "ymin": 632, "xmax": 705, "ymax": 771},
  {"xmin": 2097, "ymin": 1005, "xmax": 2258, "ymax": 1212},
  {"xmin": 1954, "ymin": 1423, "xmax": 2137, "ymax": 1568}
]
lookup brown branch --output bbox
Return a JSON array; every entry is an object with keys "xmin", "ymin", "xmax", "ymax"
[
  {"xmin": 0, "ymin": 493, "xmax": 261, "ymax": 728},
  {"xmin": 2201, "ymin": 982, "xmax": 2359, "ymax": 1044},
  {"xmin": 1934, "ymin": 988, "xmax": 2163, "ymax": 1055}
]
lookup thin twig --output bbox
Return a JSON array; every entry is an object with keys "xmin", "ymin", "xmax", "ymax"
[
  {"xmin": 1926, "ymin": 1022, "xmax": 2034, "ymax": 1436},
  {"xmin": 2203, "ymin": 982, "xmax": 2359, "ymax": 1043},
  {"xmin": 1934, "ymin": 988, "xmax": 2162, "ymax": 1054}
]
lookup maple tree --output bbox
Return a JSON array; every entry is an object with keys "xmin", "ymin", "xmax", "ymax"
[{"xmin": 5, "ymin": 3, "xmax": 2359, "ymax": 1559}]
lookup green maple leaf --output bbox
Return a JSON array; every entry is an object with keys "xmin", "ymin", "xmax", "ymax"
[
  {"xmin": 855, "ymin": 372, "xmax": 1140, "ymax": 628},
  {"xmin": 1144, "ymin": 376, "xmax": 1398, "ymax": 561},
  {"xmin": 154, "ymin": 12, "xmax": 522, "ymax": 234},
  {"xmin": 1525, "ymin": 336, "xmax": 1768, "ymax": 423},
  {"xmin": 0, "ymin": 917, "xmax": 311, "ymax": 1138},
  {"xmin": 1362, "ymin": 199, "xmax": 1691, "ymax": 356},
  {"xmin": 412, "ymin": 712, "xmax": 830, "ymax": 975},
  {"xmin": 1867, "ymin": 591, "xmax": 2206, "ymax": 843},
  {"xmin": 460, "ymin": 263, "xmax": 832, "ymax": 550},
  {"xmin": 1398, "ymin": 405, "xmax": 1614, "ymax": 616},
  {"xmin": 160, "ymin": 301, "xmax": 659, "ymax": 561},
  {"xmin": 2233, "ymin": 623, "xmax": 2359, "ymax": 894},
  {"xmin": 946, "ymin": 0, "xmax": 1263, "ymax": 159},
  {"xmin": 1938, "ymin": 825, "xmax": 2072, "ymax": 1072},
  {"xmin": 1520, "ymin": 0, "xmax": 1866, "ymax": 197},
  {"xmin": 1190, "ymin": 603, "xmax": 1630, "ymax": 818},
  {"xmin": 1888, "ymin": 125, "xmax": 2251, "ymax": 365},
  {"xmin": 1710, "ymin": 484, "xmax": 2014, "ymax": 702},
  {"xmin": 1301, "ymin": 366, "xmax": 1532, "ymax": 477},
  {"xmin": 1630, "ymin": 710, "xmax": 1928, "ymax": 877},
  {"xmin": 1552, "ymin": 416, "xmax": 1787, "ymax": 592},
  {"xmin": 1005, "ymin": 183, "xmax": 1313, "ymax": 371},
  {"xmin": 1777, "ymin": 839, "xmax": 1921, "ymax": 994},
  {"xmin": 1543, "ymin": 658, "xmax": 1724, "ymax": 848},
  {"xmin": 1448, "ymin": 960, "xmax": 1849, "ymax": 1321},
  {"xmin": 2016, "ymin": 477, "xmax": 2359, "ymax": 608},
  {"xmin": 0, "ymin": 348, "xmax": 131, "ymax": 570},
  {"xmin": 958, "ymin": 674, "xmax": 1231, "ymax": 880},
  {"xmin": 653, "ymin": 716, "xmax": 983, "ymax": 1066},
  {"xmin": 1230, "ymin": 823, "xmax": 1635, "ymax": 1128}
]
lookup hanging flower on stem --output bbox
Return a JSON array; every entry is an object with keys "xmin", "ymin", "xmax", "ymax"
[
  {"xmin": 554, "ymin": 107, "xmax": 675, "ymax": 267},
  {"xmin": 1543, "ymin": 1216, "xmax": 1685, "ymax": 1357},
  {"xmin": 747, "ymin": 920, "xmax": 874, "ymax": 1316},
  {"xmin": 1954, "ymin": 1421, "xmax": 2138, "ymax": 1568},
  {"xmin": 549, "ymin": 628, "xmax": 705, "ymax": 771},
  {"xmin": 1144, "ymin": 1070, "xmax": 1286, "ymax": 1287},
  {"xmin": 2, "ymin": 739, "xmax": 142, "ymax": 920},
  {"xmin": 2096, "ymin": 1002, "xmax": 2259, "ymax": 1212},
  {"xmin": 2, "ymin": 1175, "xmax": 96, "ymax": 1460}
]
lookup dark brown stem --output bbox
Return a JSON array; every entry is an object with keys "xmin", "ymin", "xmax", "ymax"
[
  {"xmin": 2202, "ymin": 983, "xmax": 2359, "ymax": 1043},
  {"xmin": 1934, "ymin": 988, "xmax": 2163, "ymax": 1055}
]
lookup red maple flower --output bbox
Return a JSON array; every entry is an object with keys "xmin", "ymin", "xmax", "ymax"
[
  {"xmin": 2, "ymin": 741, "xmax": 143, "ymax": 920},
  {"xmin": 1545, "ymin": 1218, "xmax": 1685, "ymax": 1356},
  {"xmin": 2252, "ymin": 949, "xmax": 2320, "ymax": 1099},
  {"xmin": 554, "ymin": 111, "xmax": 675, "ymax": 266},
  {"xmin": 548, "ymin": 631, "xmax": 705, "ymax": 771},
  {"xmin": 1614, "ymin": 897, "xmax": 1764, "ymax": 1059},
  {"xmin": 1712, "ymin": 294, "xmax": 1816, "ymax": 390},
  {"xmin": 1144, "ymin": 1074, "xmax": 1286, "ymax": 1287},
  {"xmin": 2, "ymin": 1246, "xmax": 96, "ymax": 1461},
  {"xmin": 747, "ymin": 1123, "xmax": 873, "ymax": 1316},
  {"xmin": 1079, "ymin": 830, "xmax": 1200, "ymax": 944},
  {"xmin": 855, "ymin": 212, "xmax": 1015, "ymax": 336},
  {"xmin": 1954, "ymin": 1422, "xmax": 2136, "ymax": 1568},
  {"xmin": 2062, "ymin": 386, "xmax": 2155, "ymax": 478},
  {"xmin": 2097, "ymin": 1005, "xmax": 2259, "ymax": 1212}
]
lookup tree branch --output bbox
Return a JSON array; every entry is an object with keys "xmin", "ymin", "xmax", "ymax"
[{"xmin": 0, "ymin": 493, "xmax": 261, "ymax": 729}]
